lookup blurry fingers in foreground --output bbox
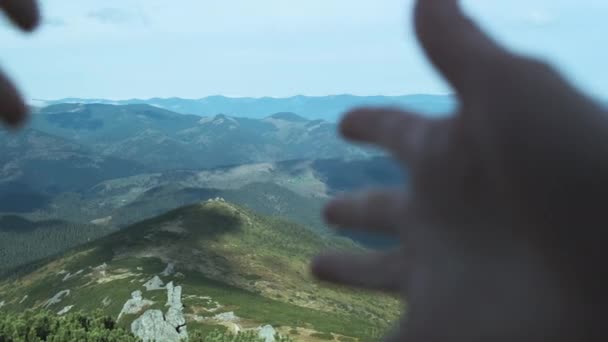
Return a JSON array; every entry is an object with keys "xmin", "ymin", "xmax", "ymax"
[
  {"xmin": 0, "ymin": 0, "xmax": 40, "ymax": 127},
  {"xmin": 313, "ymin": 0, "xmax": 608, "ymax": 341}
]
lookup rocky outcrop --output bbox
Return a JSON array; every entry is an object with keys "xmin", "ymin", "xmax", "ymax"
[
  {"xmin": 143, "ymin": 276, "xmax": 165, "ymax": 291},
  {"xmin": 161, "ymin": 263, "xmax": 175, "ymax": 277},
  {"xmin": 43, "ymin": 290, "xmax": 70, "ymax": 309},
  {"xmin": 62, "ymin": 269, "xmax": 84, "ymax": 282},
  {"xmin": 118, "ymin": 290, "xmax": 154, "ymax": 321},
  {"xmin": 57, "ymin": 305, "xmax": 74, "ymax": 315},
  {"xmin": 258, "ymin": 325, "xmax": 276, "ymax": 342},
  {"xmin": 131, "ymin": 310, "xmax": 185, "ymax": 342},
  {"xmin": 102, "ymin": 296, "xmax": 112, "ymax": 307},
  {"xmin": 131, "ymin": 281, "xmax": 187, "ymax": 342},
  {"xmin": 213, "ymin": 311, "xmax": 239, "ymax": 322},
  {"xmin": 165, "ymin": 282, "xmax": 186, "ymax": 329}
]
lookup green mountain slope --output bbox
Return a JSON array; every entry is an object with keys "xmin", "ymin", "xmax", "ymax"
[
  {"xmin": 0, "ymin": 216, "xmax": 116, "ymax": 276},
  {"xmin": 108, "ymin": 182, "xmax": 326, "ymax": 233},
  {"xmin": 7, "ymin": 157, "xmax": 402, "ymax": 230},
  {"xmin": 0, "ymin": 201, "xmax": 400, "ymax": 341},
  {"xmin": 0, "ymin": 157, "xmax": 402, "ymax": 274}
]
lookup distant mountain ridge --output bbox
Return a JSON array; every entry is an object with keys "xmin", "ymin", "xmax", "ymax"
[
  {"xmin": 24, "ymin": 103, "xmax": 375, "ymax": 171},
  {"xmin": 36, "ymin": 94, "xmax": 455, "ymax": 122}
]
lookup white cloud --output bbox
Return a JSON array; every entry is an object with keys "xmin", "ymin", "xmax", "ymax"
[
  {"xmin": 87, "ymin": 8, "xmax": 136, "ymax": 24},
  {"xmin": 522, "ymin": 10, "xmax": 558, "ymax": 27}
]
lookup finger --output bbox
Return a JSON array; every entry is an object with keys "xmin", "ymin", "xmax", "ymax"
[
  {"xmin": 0, "ymin": 0, "xmax": 40, "ymax": 31},
  {"xmin": 340, "ymin": 107, "xmax": 440, "ymax": 162},
  {"xmin": 414, "ymin": 0, "xmax": 514, "ymax": 96},
  {"xmin": 311, "ymin": 250, "xmax": 404, "ymax": 293},
  {"xmin": 324, "ymin": 189, "xmax": 406, "ymax": 235},
  {"xmin": 0, "ymin": 71, "xmax": 28, "ymax": 126}
]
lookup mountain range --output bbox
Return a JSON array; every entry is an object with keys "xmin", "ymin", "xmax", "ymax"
[
  {"xmin": 1, "ymin": 102, "xmax": 404, "ymax": 276},
  {"xmin": 24, "ymin": 103, "xmax": 377, "ymax": 172},
  {"xmin": 1, "ymin": 98, "xmax": 406, "ymax": 341},
  {"xmin": 36, "ymin": 94, "xmax": 455, "ymax": 122}
]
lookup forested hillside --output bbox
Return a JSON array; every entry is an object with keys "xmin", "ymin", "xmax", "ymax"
[{"xmin": 0, "ymin": 216, "xmax": 115, "ymax": 276}]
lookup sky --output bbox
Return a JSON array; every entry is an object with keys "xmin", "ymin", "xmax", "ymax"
[{"xmin": 1, "ymin": 0, "xmax": 607, "ymax": 101}]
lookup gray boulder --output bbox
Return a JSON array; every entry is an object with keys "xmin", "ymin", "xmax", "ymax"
[
  {"xmin": 131, "ymin": 281, "xmax": 188, "ymax": 341},
  {"xmin": 258, "ymin": 325, "xmax": 276, "ymax": 342},
  {"xmin": 131, "ymin": 310, "xmax": 186, "ymax": 342},
  {"xmin": 143, "ymin": 276, "xmax": 165, "ymax": 291},
  {"xmin": 118, "ymin": 290, "xmax": 154, "ymax": 321},
  {"xmin": 213, "ymin": 311, "xmax": 240, "ymax": 322}
]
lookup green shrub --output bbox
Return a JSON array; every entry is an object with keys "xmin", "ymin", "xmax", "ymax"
[{"xmin": 0, "ymin": 309, "xmax": 138, "ymax": 341}]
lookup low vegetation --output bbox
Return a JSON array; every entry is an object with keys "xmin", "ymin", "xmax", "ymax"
[
  {"xmin": 0, "ymin": 310, "xmax": 296, "ymax": 341},
  {"xmin": 0, "ymin": 309, "xmax": 138, "ymax": 341}
]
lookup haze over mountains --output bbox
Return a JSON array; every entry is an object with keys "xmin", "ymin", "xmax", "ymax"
[
  {"xmin": 1, "ymin": 100, "xmax": 403, "ymax": 272},
  {"xmin": 37, "ymin": 94, "xmax": 455, "ymax": 122},
  {"xmin": 24, "ymin": 103, "xmax": 377, "ymax": 172}
]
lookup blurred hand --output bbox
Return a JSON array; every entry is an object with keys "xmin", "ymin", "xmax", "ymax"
[
  {"xmin": 0, "ymin": 0, "xmax": 39, "ymax": 126},
  {"xmin": 313, "ymin": 0, "xmax": 608, "ymax": 340}
]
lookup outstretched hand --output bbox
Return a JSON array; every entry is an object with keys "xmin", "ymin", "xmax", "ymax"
[
  {"xmin": 0, "ymin": 0, "xmax": 39, "ymax": 126},
  {"xmin": 313, "ymin": 0, "xmax": 608, "ymax": 340}
]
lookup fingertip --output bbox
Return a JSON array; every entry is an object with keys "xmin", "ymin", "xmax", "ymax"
[
  {"xmin": 3, "ymin": 105, "xmax": 29, "ymax": 128},
  {"xmin": 1, "ymin": 0, "xmax": 41, "ymax": 32},
  {"xmin": 0, "ymin": 91, "xmax": 29, "ymax": 127},
  {"xmin": 16, "ymin": 6, "xmax": 40, "ymax": 32},
  {"xmin": 20, "ymin": 12, "xmax": 41, "ymax": 32},
  {"xmin": 338, "ymin": 108, "xmax": 371, "ymax": 140},
  {"xmin": 0, "ymin": 75, "xmax": 29, "ymax": 127},
  {"xmin": 414, "ymin": 0, "xmax": 463, "ymax": 36}
]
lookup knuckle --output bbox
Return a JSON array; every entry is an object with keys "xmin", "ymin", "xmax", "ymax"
[{"xmin": 477, "ymin": 54, "xmax": 558, "ymax": 96}]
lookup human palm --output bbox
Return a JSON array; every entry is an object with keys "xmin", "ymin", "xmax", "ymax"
[{"xmin": 313, "ymin": 1, "xmax": 608, "ymax": 340}]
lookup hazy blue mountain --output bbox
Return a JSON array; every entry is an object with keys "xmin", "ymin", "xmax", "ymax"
[
  {"xmin": 41, "ymin": 94, "xmax": 456, "ymax": 121},
  {"xmin": 31, "ymin": 103, "xmax": 201, "ymax": 144},
  {"xmin": 28, "ymin": 103, "xmax": 376, "ymax": 170}
]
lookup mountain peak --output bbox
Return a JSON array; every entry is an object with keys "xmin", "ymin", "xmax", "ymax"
[
  {"xmin": 198, "ymin": 114, "xmax": 239, "ymax": 126},
  {"xmin": 266, "ymin": 112, "xmax": 308, "ymax": 122}
]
